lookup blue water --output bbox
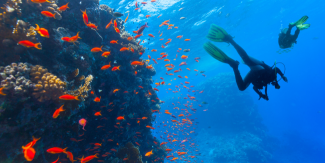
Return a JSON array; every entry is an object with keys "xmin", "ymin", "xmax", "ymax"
[{"xmin": 105, "ymin": 0, "xmax": 325, "ymax": 162}]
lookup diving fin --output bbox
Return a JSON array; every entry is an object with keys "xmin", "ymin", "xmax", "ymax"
[
  {"xmin": 290, "ymin": 15, "xmax": 309, "ymax": 26},
  {"xmin": 207, "ymin": 24, "xmax": 229, "ymax": 42},
  {"xmin": 203, "ymin": 42, "xmax": 238, "ymax": 68},
  {"xmin": 296, "ymin": 24, "xmax": 310, "ymax": 30}
]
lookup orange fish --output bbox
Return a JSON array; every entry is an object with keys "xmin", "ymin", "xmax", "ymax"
[
  {"xmin": 41, "ymin": 11, "xmax": 56, "ymax": 18},
  {"xmin": 142, "ymin": 117, "xmax": 148, "ymax": 120},
  {"xmin": 125, "ymin": 13, "xmax": 129, "ymax": 23},
  {"xmin": 52, "ymin": 156, "xmax": 60, "ymax": 163},
  {"xmin": 145, "ymin": 15, "xmax": 150, "ymax": 18},
  {"xmin": 116, "ymin": 116, "xmax": 125, "ymax": 120},
  {"xmin": 145, "ymin": 150, "xmax": 153, "ymax": 157},
  {"xmin": 31, "ymin": 0, "xmax": 52, "ymax": 3},
  {"xmin": 166, "ymin": 149, "xmax": 172, "ymax": 152},
  {"xmin": 35, "ymin": 24, "xmax": 49, "ymax": 38},
  {"xmin": 114, "ymin": 27, "xmax": 120, "ymax": 33},
  {"xmin": 114, "ymin": 20, "xmax": 117, "ymax": 28},
  {"xmin": 106, "ymin": 19, "xmax": 113, "ymax": 29},
  {"xmin": 130, "ymin": 48, "xmax": 134, "ymax": 53},
  {"xmin": 110, "ymin": 40, "xmax": 118, "ymax": 44},
  {"xmin": 148, "ymin": 34, "xmax": 154, "ymax": 37},
  {"xmin": 151, "ymin": 49, "xmax": 157, "ymax": 52},
  {"xmin": 0, "ymin": 87, "xmax": 5, "ymax": 96},
  {"xmin": 120, "ymin": 47, "xmax": 129, "ymax": 51},
  {"xmin": 46, "ymin": 147, "xmax": 67, "ymax": 154},
  {"xmin": 79, "ymin": 154, "xmax": 99, "ymax": 163},
  {"xmin": 176, "ymin": 35, "xmax": 183, "ymax": 38},
  {"xmin": 184, "ymin": 39, "xmax": 190, "ymax": 41},
  {"xmin": 101, "ymin": 51, "xmax": 111, "ymax": 57},
  {"xmin": 111, "ymin": 66, "xmax": 120, "ymax": 71},
  {"xmin": 94, "ymin": 111, "xmax": 102, "ymax": 116},
  {"xmin": 94, "ymin": 96, "xmax": 101, "ymax": 102},
  {"xmin": 18, "ymin": 40, "xmax": 42, "ymax": 50},
  {"xmin": 101, "ymin": 62, "xmax": 111, "ymax": 70},
  {"xmin": 113, "ymin": 89, "xmax": 120, "ymax": 93},
  {"xmin": 127, "ymin": 37, "xmax": 133, "ymax": 41},
  {"xmin": 53, "ymin": 105, "xmax": 65, "ymax": 119},
  {"xmin": 134, "ymin": 34, "xmax": 143, "ymax": 39},
  {"xmin": 131, "ymin": 61, "xmax": 144, "ymax": 66},
  {"xmin": 59, "ymin": 94, "xmax": 79, "ymax": 101},
  {"xmin": 81, "ymin": 9, "xmax": 89, "ymax": 25},
  {"xmin": 23, "ymin": 147, "xmax": 36, "ymax": 161},
  {"xmin": 58, "ymin": 2, "xmax": 69, "ymax": 11},
  {"xmin": 181, "ymin": 55, "xmax": 188, "ymax": 59},
  {"xmin": 65, "ymin": 151, "xmax": 75, "ymax": 163},
  {"xmin": 87, "ymin": 23, "xmax": 98, "ymax": 30},
  {"xmin": 91, "ymin": 46, "xmax": 103, "ymax": 52}
]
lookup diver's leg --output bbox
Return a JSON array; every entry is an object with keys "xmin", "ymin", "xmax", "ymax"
[
  {"xmin": 292, "ymin": 28, "xmax": 300, "ymax": 41},
  {"xmin": 228, "ymin": 39, "xmax": 255, "ymax": 67},
  {"xmin": 286, "ymin": 24, "xmax": 294, "ymax": 37},
  {"xmin": 232, "ymin": 68, "xmax": 253, "ymax": 91}
]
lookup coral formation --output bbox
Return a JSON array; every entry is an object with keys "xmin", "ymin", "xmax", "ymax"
[
  {"xmin": 0, "ymin": 62, "xmax": 32, "ymax": 94},
  {"xmin": 29, "ymin": 65, "xmax": 66, "ymax": 102},
  {"xmin": 117, "ymin": 142, "xmax": 143, "ymax": 163},
  {"xmin": 65, "ymin": 74, "xmax": 93, "ymax": 101}
]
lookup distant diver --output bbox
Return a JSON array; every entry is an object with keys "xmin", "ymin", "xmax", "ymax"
[
  {"xmin": 278, "ymin": 16, "xmax": 310, "ymax": 49},
  {"xmin": 203, "ymin": 25, "xmax": 287, "ymax": 100}
]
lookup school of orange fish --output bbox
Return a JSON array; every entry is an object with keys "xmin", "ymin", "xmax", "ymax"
[{"xmin": 0, "ymin": 0, "xmax": 210, "ymax": 162}]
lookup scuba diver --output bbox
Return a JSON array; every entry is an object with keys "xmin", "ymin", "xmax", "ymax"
[
  {"xmin": 203, "ymin": 25, "xmax": 287, "ymax": 101},
  {"xmin": 278, "ymin": 16, "xmax": 310, "ymax": 49}
]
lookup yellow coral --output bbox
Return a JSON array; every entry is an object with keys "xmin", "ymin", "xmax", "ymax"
[
  {"xmin": 64, "ymin": 75, "xmax": 93, "ymax": 101},
  {"xmin": 30, "ymin": 65, "xmax": 66, "ymax": 102}
]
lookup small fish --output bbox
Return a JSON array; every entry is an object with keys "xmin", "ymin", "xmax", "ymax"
[
  {"xmin": 116, "ymin": 116, "xmax": 125, "ymax": 120},
  {"xmin": 180, "ymin": 17, "xmax": 186, "ymax": 20},
  {"xmin": 113, "ymin": 12, "xmax": 124, "ymax": 17},
  {"xmin": 53, "ymin": 105, "xmax": 65, "ymax": 119},
  {"xmin": 125, "ymin": 13, "xmax": 129, "ymax": 23},
  {"xmin": 18, "ymin": 40, "xmax": 42, "ymax": 50},
  {"xmin": 110, "ymin": 40, "xmax": 118, "ymax": 44},
  {"xmin": 131, "ymin": 61, "xmax": 144, "ymax": 66},
  {"xmin": 46, "ymin": 147, "xmax": 67, "ymax": 154},
  {"xmin": 113, "ymin": 89, "xmax": 120, "ymax": 93},
  {"xmin": 101, "ymin": 51, "xmax": 111, "ymax": 58},
  {"xmin": 148, "ymin": 34, "xmax": 154, "ymax": 37},
  {"xmin": 51, "ymin": 156, "xmax": 60, "ymax": 163},
  {"xmin": 101, "ymin": 62, "xmax": 111, "ymax": 70},
  {"xmin": 145, "ymin": 150, "xmax": 153, "ymax": 157},
  {"xmin": 184, "ymin": 39, "xmax": 191, "ymax": 41},
  {"xmin": 94, "ymin": 111, "xmax": 102, "ymax": 116},
  {"xmin": 111, "ymin": 66, "xmax": 120, "ymax": 71},
  {"xmin": 184, "ymin": 49, "xmax": 190, "ymax": 52},
  {"xmin": 65, "ymin": 151, "xmax": 75, "ymax": 163},
  {"xmin": 87, "ymin": 23, "xmax": 98, "ymax": 30},
  {"xmin": 120, "ymin": 47, "xmax": 129, "ymax": 51},
  {"xmin": 181, "ymin": 55, "xmax": 188, "ymax": 59},
  {"xmin": 59, "ymin": 94, "xmax": 79, "ymax": 101},
  {"xmin": 127, "ymin": 37, "xmax": 133, "ymax": 41},
  {"xmin": 79, "ymin": 154, "xmax": 99, "ymax": 163},
  {"xmin": 35, "ymin": 24, "xmax": 49, "ymax": 38},
  {"xmin": 106, "ymin": 19, "xmax": 113, "ymax": 29},
  {"xmin": 81, "ymin": 9, "xmax": 89, "ymax": 25},
  {"xmin": 91, "ymin": 46, "xmax": 103, "ymax": 52},
  {"xmin": 23, "ymin": 147, "xmax": 36, "ymax": 161},
  {"xmin": 94, "ymin": 96, "xmax": 101, "ymax": 102},
  {"xmin": 58, "ymin": 2, "xmax": 69, "ymax": 11},
  {"xmin": 31, "ymin": 0, "xmax": 52, "ymax": 3},
  {"xmin": 41, "ymin": 11, "xmax": 56, "ymax": 18}
]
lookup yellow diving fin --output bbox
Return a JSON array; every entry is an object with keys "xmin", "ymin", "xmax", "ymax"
[
  {"xmin": 203, "ymin": 42, "xmax": 235, "ymax": 64},
  {"xmin": 290, "ymin": 15, "xmax": 308, "ymax": 26}
]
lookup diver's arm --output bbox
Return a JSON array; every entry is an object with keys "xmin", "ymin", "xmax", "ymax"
[
  {"xmin": 254, "ymin": 86, "xmax": 269, "ymax": 101},
  {"xmin": 275, "ymin": 67, "xmax": 288, "ymax": 82}
]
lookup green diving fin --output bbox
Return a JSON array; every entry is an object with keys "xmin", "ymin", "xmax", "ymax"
[
  {"xmin": 297, "ymin": 24, "xmax": 310, "ymax": 30},
  {"xmin": 207, "ymin": 24, "xmax": 229, "ymax": 42},
  {"xmin": 203, "ymin": 42, "xmax": 235, "ymax": 64},
  {"xmin": 290, "ymin": 15, "xmax": 309, "ymax": 26}
]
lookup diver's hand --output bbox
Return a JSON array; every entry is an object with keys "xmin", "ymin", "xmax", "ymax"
[
  {"xmin": 259, "ymin": 94, "xmax": 269, "ymax": 101},
  {"xmin": 282, "ymin": 76, "xmax": 288, "ymax": 82}
]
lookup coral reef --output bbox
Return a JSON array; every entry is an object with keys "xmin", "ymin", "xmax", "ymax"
[
  {"xmin": 0, "ymin": 62, "xmax": 32, "ymax": 94},
  {"xmin": 117, "ymin": 142, "xmax": 143, "ymax": 163},
  {"xmin": 30, "ymin": 65, "xmax": 66, "ymax": 102},
  {"xmin": 197, "ymin": 129, "xmax": 272, "ymax": 163},
  {"xmin": 0, "ymin": 0, "xmax": 165, "ymax": 162}
]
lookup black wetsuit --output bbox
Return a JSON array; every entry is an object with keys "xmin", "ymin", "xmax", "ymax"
[
  {"xmin": 278, "ymin": 24, "xmax": 300, "ymax": 49},
  {"xmin": 228, "ymin": 39, "xmax": 284, "ymax": 100}
]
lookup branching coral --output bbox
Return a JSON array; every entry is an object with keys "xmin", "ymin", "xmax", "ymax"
[
  {"xmin": 117, "ymin": 142, "xmax": 143, "ymax": 163},
  {"xmin": 30, "ymin": 65, "xmax": 66, "ymax": 102},
  {"xmin": 64, "ymin": 75, "xmax": 93, "ymax": 101}
]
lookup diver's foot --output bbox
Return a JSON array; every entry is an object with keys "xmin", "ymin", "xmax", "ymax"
[
  {"xmin": 289, "ymin": 23, "xmax": 295, "ymax": 28},
  {"xmin": 229, "ymin": 60, "xmax": 239, "ymax": 69}
]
